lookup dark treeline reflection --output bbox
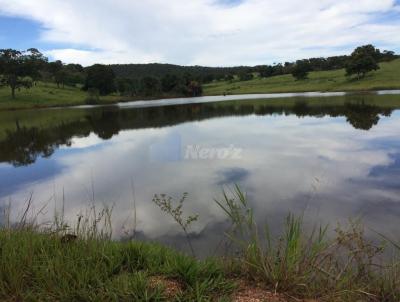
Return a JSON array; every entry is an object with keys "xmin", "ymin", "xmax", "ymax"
[{"xmin": 0, "ymin": 99, "xmax": 397, "ymax": 166}]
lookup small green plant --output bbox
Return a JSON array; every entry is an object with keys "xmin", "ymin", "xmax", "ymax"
[{"xmin": 152, "ymin": 193, "xmax": 199, "ymax": 256}]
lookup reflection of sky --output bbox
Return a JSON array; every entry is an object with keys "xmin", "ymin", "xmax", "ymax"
[
  {"xmin": 0, "ymin": 157, "xmax": 62, "ymax": 198},
  {"xmin": 2, "ymin": 111, "xmax": 400, "ymax": 255}
]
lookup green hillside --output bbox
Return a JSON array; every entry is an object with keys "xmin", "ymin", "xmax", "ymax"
[
  {"xmin": 0, "ymin": 82, "xmax": 125, "ymax": 110},
  {"xmin": 203, "ymin": 59, "xmax": 400, "ymax": 96}
]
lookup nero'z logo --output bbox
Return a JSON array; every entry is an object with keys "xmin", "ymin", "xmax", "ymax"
[{"xmin": 184, "ymin": 145, "xmax": 243, "ymax": 160}]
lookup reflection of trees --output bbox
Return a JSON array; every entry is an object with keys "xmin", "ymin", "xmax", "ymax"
[
  {"xmin": 344, "ymin": 103, "xmax": 391, "ymax": 130},
  {"xmin": 86, "ymin": 110, "xmax": 120, "ymax": 139},
  {"xmin": 0, "ymin": 125, "xmax": 55, "ymax": 166},
  {"xmin": 0, "ymin": 119, "xmax": 91, "ymax": 167},
  {"xmin": 285, "ymin": 101, "xmax": 392, "ymax": 131},
  {"xmin": 0, "ymin": 101, "xmax": 396, "ymax": 166}
]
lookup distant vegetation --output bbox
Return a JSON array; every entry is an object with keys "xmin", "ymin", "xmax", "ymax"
[
  {"xmin": 0, "ymin": 49, "xmax": 204, "ymax": 102},
  {"xmin": 110, "ymin": 45, "xmax": 397, "ymax": 85},
  {"xmin": 204, "ymin": 58, "xmax": 400, "ymax": 96},
  {"xmin": 0, "ymin": 45, "xmax": 398, "ymax": 109}
]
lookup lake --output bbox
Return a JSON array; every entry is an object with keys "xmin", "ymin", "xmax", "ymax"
[{"xmin": 1, "ymin": 92, "xmax": 400, "ymax": 256}]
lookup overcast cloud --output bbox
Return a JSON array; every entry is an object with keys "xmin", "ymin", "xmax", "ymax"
[{"xmin": 0, "ymin": 0, "xmax": 399, "ymax": 66}]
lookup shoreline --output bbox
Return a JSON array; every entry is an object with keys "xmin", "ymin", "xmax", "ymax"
[
  {"xmin": 2, "ymin": 209, "xmax": 400, "ymax": 301},
  {"xmin": 1, "ymin": 87, "xmax": 400, "ymax": 112}
]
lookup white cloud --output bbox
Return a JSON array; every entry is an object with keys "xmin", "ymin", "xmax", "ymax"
[{"xmin": 0, "ymin": 0, "xmax": 399, "ymax": 66}]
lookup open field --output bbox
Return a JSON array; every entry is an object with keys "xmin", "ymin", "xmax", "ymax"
[
  {"xmin": 0, "ymin": 82, "xmax": 123, "ymax": 111},
  {"xmin": 203, "ymin": 59, "xmax": 400, "ymax": 96}
]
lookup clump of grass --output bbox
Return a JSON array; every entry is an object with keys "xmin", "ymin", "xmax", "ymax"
[
  {"xmin": 215, "ymin": 185, "xmax": 400, "ymax": 301},
  {"xmin": 0, "ymin": 230, "xmax": 234, "ymax": 301},
  {"xmin": 0, "ymin": 199, "xmax": 233, "ymax": 301}
]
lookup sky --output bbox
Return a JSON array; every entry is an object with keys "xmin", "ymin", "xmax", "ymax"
[{"xmin": 0, "ymin": 0, "xmax": 399, "ymax": 66}]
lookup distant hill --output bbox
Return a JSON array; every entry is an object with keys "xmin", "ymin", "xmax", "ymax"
[
  {"xmin": 110, "ymin": 63, "xmax": 251, "ymax": 80},
  {"xmin": 203, "ymin": 59, "xmax": 400, "ymax": 95},
  {"xmin": 110, "ymin": 48, "xmax": 398, "ymax": 82}
]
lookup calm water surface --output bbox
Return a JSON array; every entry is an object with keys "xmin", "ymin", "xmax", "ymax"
[{"xmin": 1, "ymin": 93, "xmax": 400, "ymax": 256}]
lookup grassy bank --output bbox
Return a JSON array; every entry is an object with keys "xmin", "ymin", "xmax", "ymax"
[
  {"xmin": 0, "ymin": 230, "xmax": 236, "ymax": 301},
  {"xmin": 1, "ymin": 188, "xmax": 400, "ymax": 301},
  {"xmin": 203, "ymin": 59, "xmax": 400, "ymax": 96},
  {"xmin": 0, "ymin": 82, "xmax": 181, "ymax": 111},
  {"xmin": 0, "ymin": 82, "xmax": 124, "ymax": 111},
  {"xmin": 1, "ymin": 60, "xmax": 399, "ymax": 111}
]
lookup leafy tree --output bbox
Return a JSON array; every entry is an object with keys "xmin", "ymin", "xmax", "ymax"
[
  {"xmin": 238, "ymin": 72, "xmax": 253, "ymax": 81},
  {"xmin": 258, "ymin": 65, "xmax": 275, "ymax": 78},
  {"xmin": 224, "ymin": 74, "xmax": 234, "ymax": 81},
  {"xmin": 47, "ymin": 60, "xmax": 63, "ymax": 75},
  {"xmin": 272, "ymin": 63, "xmax": 285, "ymax": 76},
  {"xmin": 116, "ymin": 78, "xmax": 129, "ymax": 95},
  {"xmin": 116, "ymin": 77, "xmax": 139, "ymax": 96},
  {"xmin": 63, "ymin": 63, "xmax": 85, "ymax": 87},
  {"xmin": 23, "ymin": 48, "xmax": 48, "ymax": 81},
  {"xmin": 83, "ymin": 64, "xmax": 116, "ymax": 95},
  {"xmin": 46, "ymin": 62, "xmax": 85, "ymax": 88},
  {"xmin": 0, "ymin": 48, "xmax": 46, "ymax": 98},
  {"xmin": 140, "ymin": 76, "xmax": 161, "ymax": 96},
  {"xmin": 202, "ymin": 74, "xmax": 215, "ymax": 84},
  {"xmin": 346, "ymin": 45, "xmax": 380, "ymax": 79},
  {"xmin": 380, "ymin": 50, "xmax": 397, "ymax": 62},
  {"xmin": 291, "ymin": 60, "xmax": 311, "ymax": 80},
  {"xmin": 55, "ymin": 70, "xmax": 68, "ymax": 88},
  {"xmin": 46, "ymin": 60, "xmax": 64, "ymax": 87},
  {"xmin": 65, "ymin": 63, "xmax": 84, "ymax": 73},
  {"xmin": 161, "ymin": 74, "xmax": 179, "ymax": 92}
]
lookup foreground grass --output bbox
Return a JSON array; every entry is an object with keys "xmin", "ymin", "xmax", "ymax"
[
  {"xmin": 1, "ymin": 188, "xmax": 400, "ymax": 301},
  {"xmin": 204, "ymin": 59, "xmax": 400, "ymax": 96},
  {"xmin": 0, "ymin": 230, "xmax": 234, "ymax": 301},
  {"xmin": 1, "ymin": 218, "xmax": 399, "ymax": 302}
]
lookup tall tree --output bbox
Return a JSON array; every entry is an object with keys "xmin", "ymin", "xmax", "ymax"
[
  {"xmin": 47, "ymin": 60, "xmax": 64, "ymax": 87},
  {"xmin": 0, "ymin": 48, "xmax": 46, "ymax": 98},
  {"xmin": 24, "ymin": 48, "xmax": 48, "ymax": 82},
  {"xmin": 84, "ymin": 64, "xmax": 116, "ymax": 95},
  {"xmin": 346, "ymin": 45, "xmax": 380, "ymax": 79},
  {"xmin": 291, "ymin": 60, "xmax": 311, "ymax": 80},
  {"xmin": 140, "ymin": 76, "xmax": 161, "ymax": 96},
  {"xmin": 161, "ymin": 74, "xmax": 179, "ymax": 92}
]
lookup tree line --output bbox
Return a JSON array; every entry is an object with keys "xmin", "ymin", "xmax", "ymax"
[
  {"xmin": 0, "ymin": 49, "xmax": 203, "ymax": 100},
  {"xmin": 289, "ymin": 45, "xmax": 397, "ymax": 80},
  {"xmin": 0, "ymin": 45, "xmax": 398, "ymax": 99},
  {"xmin": 111, "ymin": 45, "xmax": 397, "ymax": 83}
]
